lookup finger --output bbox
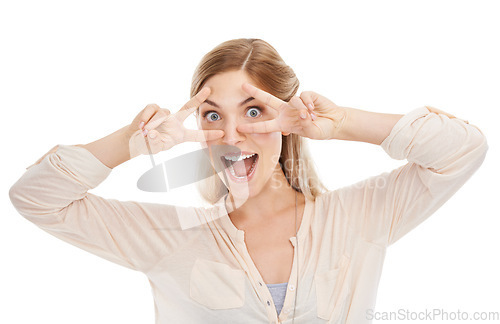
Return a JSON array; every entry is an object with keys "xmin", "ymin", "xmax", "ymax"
[
  {"xmin": 139, "ymin": 104, "xmax": 161, "ymax": 129},
  {"xmin": 242, "ymin": 83, "xmax": 288, "ymax": 112},
  {"xmin": 135, "ymin": 129, "xmax": 163, "ymax": 154},
  {"xmin": 299, "ymin": 91, "xmax": 316, "ymax": 112},
  {"xmin": 147, "ymin": 130, "xmax": 170, "ymax": 154},
  {"xmin": 174, "ymin": 106, "xmax": 197, "ymax": 122},
  {"xmin": 425, "ymin": 106, "xmax": 456, "ymax": 119},
  {"xmin": 147, "ymin": 129, "xmax": 161, "ymax": 140},
  {"xmin": 289, "ymin": 96, "xmax": 311, "ymax": 121},
  {"xmin": 299, "ymin": 110, "xmax": 310, "ymax": 120},
  {"xmin": 143, "ymin": 109, "xmax": 171, "ymax": 131},
  {"xmin": 183, "ymin": 129, "xmax": 225, "ymax": 142},
  {"xmin": 300, "ymin": 92, "xmax": 318, "ymax": 120},
  {"xmin": 236, "ymin": 119, "xmax": 281, "ymax": 134},
  {"xmin": 176, "ymin": 87, "xmax": 211, "ymax": 121}
]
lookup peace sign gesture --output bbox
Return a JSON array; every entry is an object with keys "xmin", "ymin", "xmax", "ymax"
[
  {"xmin": 236, "ymin": 83, "xmax": 348, "ymax": 140},
  {"xmin": 128, "ymin": 87, "xmax": 225, "ymax": 159}
]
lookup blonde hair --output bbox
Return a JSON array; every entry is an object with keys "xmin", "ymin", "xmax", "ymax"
[{"xmin": 190, "ymin": 38, "xmax": 328, "ymax": 205}]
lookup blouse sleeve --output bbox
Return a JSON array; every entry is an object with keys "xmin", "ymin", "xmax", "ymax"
[
  {"xmin": 333, "ymin": 106, "xmax": 488, "ymax": 247},
  {"xmin": 9, "ymin": 144, "xmax": 204, "ymax": 273}
]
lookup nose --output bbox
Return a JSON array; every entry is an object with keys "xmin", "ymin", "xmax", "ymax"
[{"xmin": 221, "ymin": 120, "xmax": 246, "ymax": 146}]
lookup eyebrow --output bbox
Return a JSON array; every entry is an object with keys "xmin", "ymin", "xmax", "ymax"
[{"xmin": 203, "ymin": 97, "xmax": 255, "ymax": 109}]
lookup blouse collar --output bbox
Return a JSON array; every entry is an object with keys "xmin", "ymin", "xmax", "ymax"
[{"xmin": 212, "ymin": 193, "xmax": 314, "ymax": 244}]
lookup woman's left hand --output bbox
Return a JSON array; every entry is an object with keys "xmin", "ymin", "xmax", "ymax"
[{"xmin": 237, "ymin": 83, "xmax": 348, "ymax": 140}]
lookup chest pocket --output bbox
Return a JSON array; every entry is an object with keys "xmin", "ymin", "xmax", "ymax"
[
  {"xmin": 314, "ymin": 254, "xmax": 351, "ymax": 322},
  {"xmin": 189, "ymin": 258, "xmax": 246, "ymax": 309}
]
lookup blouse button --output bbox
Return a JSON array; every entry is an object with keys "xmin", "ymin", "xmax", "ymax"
[
  {"xmin": 259, "ymin": 281, "xmax": 263, "ymax": 286},
  {"xmin": 289, "ymin": 284, "xmax": 295, "ymax": 291},
  {"xmin": 267, "ymin": 300, "xmax": 271, "ymax": 306}
]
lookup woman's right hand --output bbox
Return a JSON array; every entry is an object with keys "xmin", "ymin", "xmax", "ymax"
[{"xmin": 126, "ymin": 87, "xmax": 224, "ymax": 159}]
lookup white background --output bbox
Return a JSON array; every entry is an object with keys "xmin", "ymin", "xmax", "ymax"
[{"xmin": 1, "ymin": 0, "xmax": 499, "ymax": 323}]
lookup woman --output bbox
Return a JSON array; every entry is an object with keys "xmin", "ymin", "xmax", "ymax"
[{"xmin": 9, "ymin": 38, "xmax": 488, "ymax": 323}]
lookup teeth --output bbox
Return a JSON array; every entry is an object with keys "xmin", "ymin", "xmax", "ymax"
[
  {"xmin": 227, "ymin": 155, "xmax": 258, "ymax": 179},
  {"xmin": 224, "ymin": 153, "xmax": 256, "ymax": 162}
]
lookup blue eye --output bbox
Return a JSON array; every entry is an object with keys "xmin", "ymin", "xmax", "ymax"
[
  {"xmin": 247, "ymin": 107, "xmax": 262, "ymax": 118},
  {"xmin": 202, "ymin": 107, "xmax": 262, "ymax": 122},
  {"xmin": 204, "ymin": 111, "xmax": 220, "ymax": 122}
]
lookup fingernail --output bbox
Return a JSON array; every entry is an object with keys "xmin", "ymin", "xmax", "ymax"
[
  {"xmin": 308, "ymin": 103, "xmax": 314, "ymax": 110},
  {"xmin": 149, "ymin": 132, "xmax": 156, "ymax": 139},
  {"xmin": 142, "ymin": 129, "xmax": 149, "ymax": 136},
  {"xmin": 311, "ymin": 112, "xmax": 317, "ymax": 120},
  {"xmin": 300, "ymin": 111, "xmax": 307, "ymax": 119},
  {"xmin": 139, "ymin": 121, "xmax": 144, "ymax": 129}
]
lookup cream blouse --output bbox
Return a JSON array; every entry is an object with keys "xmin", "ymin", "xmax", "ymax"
[{"xmin": 9, "ymin": 106, "xmax": 488, "ymax": 323}]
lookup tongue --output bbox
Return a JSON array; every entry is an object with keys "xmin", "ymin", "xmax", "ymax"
[
  {"xmin": 232, "ymin": 160, "xmax": 247, "ymax": 177},
  {"xmin": 232, "ymin": 156, "xmax": 255, "ymax": 177}
]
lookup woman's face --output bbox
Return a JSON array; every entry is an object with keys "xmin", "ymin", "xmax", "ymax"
[{"xmin": 196, "ymin": 69, "xmax": 283, "ymax": 199}]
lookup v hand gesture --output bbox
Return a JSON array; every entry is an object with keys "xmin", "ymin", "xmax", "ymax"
[
  {"xmin": 128, "ymin": 87, "xmax": 224, "ymax": 159},
  {"xmin": 236, "ymin": 83, "xmax": 348, "ymax": 140}
]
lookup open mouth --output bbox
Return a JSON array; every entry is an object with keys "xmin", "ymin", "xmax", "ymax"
[{"xmin": 220, "ymin": 152, "xmax": 259, "ymax": 181}]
